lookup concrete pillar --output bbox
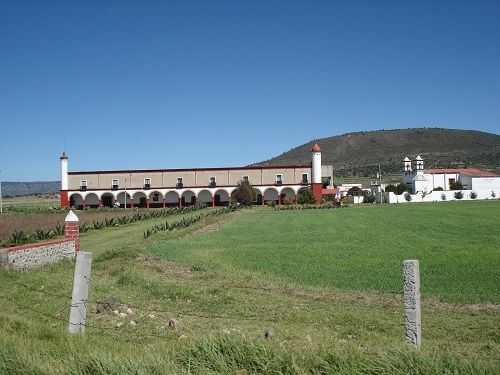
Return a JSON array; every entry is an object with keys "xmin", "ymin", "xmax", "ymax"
[
  {"xmin": 162, "ymin": 198, "xmax": 166, "ymax": 208},
  {"xmin": 179, "ymin": 197, "xmax": 183, "ymax": 207},
  {"xmin": 211, "ymin": 197, "xmax": 215, "ymax": 207},
  {"xmin": 65, "ymin": 210, "xmax": 80, "ymax": 252},
  {"xmin": 146, "ymin": 198, "xmax": 149, "ymax": 209},
  {"xmin": 69, "ymin": 251, "xmax": 92, "ymax": 334},
  {"xmin": 403, "ymin": 260, "xmax": 422, "ymax": 349},
  {"xmin": 0, "ymin": 249, "xmax": 8, "ymax": 271}
]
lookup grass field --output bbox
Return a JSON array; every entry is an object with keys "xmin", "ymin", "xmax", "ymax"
[{"xmin": 0, "ymin": 202, "xmax": 498, "ymax": 374}]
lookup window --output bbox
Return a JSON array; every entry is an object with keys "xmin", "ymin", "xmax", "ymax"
[
  {"xmin": 80, "ymin": 180, "xmax": 87, "ymax": 190},
  {"xmin": 301, "ymin": 173, "xmax": 308, "ymax": 183},
  {"xmin": 448, "ymin": 178, "xmax": 455, "ymax": 188},
  {"xmin": 112, "ymin": 179, "xmax": 119, "ymax": 189},
  {"xmin": 209, "ymin": 176, "xmax": 216, "ymax": 187},
  {"xmin": 144, "ymin": 178, "xmax": 151, "ymax": 188},
  {"xmin": 275, "ymin": 174, "xmax": 283, "ymax": 185},
  {"xmin": 243, "ymin": 175, "xmax": 249, "ymax": 183},
  {"xmin": 152, "ymin": 193, "xmax": 159, "ymax": 202},
  {"xmin": 176, "ymin": 177, "xmax": 183, "ymax": 188}
]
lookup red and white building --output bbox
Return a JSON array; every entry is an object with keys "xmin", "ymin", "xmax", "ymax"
[{"xmin": 60, "ymin": 144, "xmax": 330, "ymax": 209}]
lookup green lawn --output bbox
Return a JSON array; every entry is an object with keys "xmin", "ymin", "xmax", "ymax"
[
  {"xmin": 152, "ymin": 201, "xmax": 500, "ymax": 304},
  {"xmin": 0, "ymin": 203, "xmax": 498, "ymax": 374}
]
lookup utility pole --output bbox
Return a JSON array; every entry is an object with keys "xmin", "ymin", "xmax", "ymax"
[
  {"xmin": 0, "ymin": 170, "xmax": 3, "ymax": 215},
  {"xmin": 124, "ymin": 177, "xmax": 127, "ymax": 209}
]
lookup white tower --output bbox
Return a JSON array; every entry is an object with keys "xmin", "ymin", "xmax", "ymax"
[
  {"xmin": 412, "ymin": 155, "xmax": 424, "ymax": 175},
  {"xmin": 403, "ymin": 157, "xmax": 411, "ymax": 175},
  {"xmin": 60, "ymin": 152, "xmax": 68, "ymax": 190},
  {"xmin": 60, "ymin": 152, "xmax": 70, "ymax": 208},
  {"xmin": 311, "ymin": 143, "xmax": 322, "ymax": 184}
]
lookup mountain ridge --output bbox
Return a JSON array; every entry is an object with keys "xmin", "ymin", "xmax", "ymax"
[{"xmin": 252, "ymin": 128, "xmax": 500, "ymax": 178}]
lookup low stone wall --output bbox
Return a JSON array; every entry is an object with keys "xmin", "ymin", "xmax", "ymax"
[{"xmin": 6, "ymin": 239, "xmax": 76, "ymax": 271}]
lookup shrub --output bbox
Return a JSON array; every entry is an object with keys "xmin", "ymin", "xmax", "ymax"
[
  {"xmin": 450, "ymin": 181, "xmax": 463, "ymax": 190},
  {"xmin": 347, "ymin": 186, "xmax": 363, "ymax": 196},
  {"xmin": 297, "ymin": 188, "xmax": 316, "ymax": 204},
  {"xmin": 396, "ymin": 183, "xmax": 409, "ymax": 195},
  {"xmin": 384, "ymin": 184, "xmax": 397, "ymax": 193},
  {"xmin": 441, "ymin": 193, "xmax": 447, "ymax": 201},
  {"xmin": 363, "ymin": 194, "xmax": 376, "ymax": 204},
  {"xmin": 433, "ymin": 186, "xmax": 443, "ymax": 191},
  {"xmin": 454, "ymin": 191, "xmax": 464, "ymax": 200},
  {"xmin": 404, "ymin": 192, "xmax": 412, "ymax": 202},
  {"xmin": 492, "ymin": 191, "xmax": 497, "ymax": 198},
  {"xmin": 470, "ymin": 191, "xmax": 477, "ymax": 200},
  {"xmin": 232, "ymin": 180, "xmax": 255, "ymax": 206}
]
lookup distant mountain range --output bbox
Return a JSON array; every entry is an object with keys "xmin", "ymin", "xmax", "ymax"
[
  {"xmin": 1, "ymin": 181, "xmax": 60, "ymax": 198},
  {"xmin": 252, "ymin": 128, "xmax": 500, "ymax": 178}
]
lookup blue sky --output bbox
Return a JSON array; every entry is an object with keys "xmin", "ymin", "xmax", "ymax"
[{"xmin": 1, "ymin": 0, "xmax": 499, "ymax": 181}]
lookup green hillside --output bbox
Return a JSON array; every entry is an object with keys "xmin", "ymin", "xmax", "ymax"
[{"xmin": 253, "ymin": 128, "xmax": 500, "ymax": 180}]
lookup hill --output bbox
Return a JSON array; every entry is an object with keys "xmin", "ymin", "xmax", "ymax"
[
  {"xmin": 252, "ymin": 128, "xmax": 500, "ymax": 179},
  {"xmin": 1, "ymin": 181, "xmax": 60, "ymax": 198}
]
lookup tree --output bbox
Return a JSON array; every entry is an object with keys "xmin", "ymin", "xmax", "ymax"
[
  {"xmin": 297, "ymin": 187, "xmax": 316, "ymax": 204},
  {"xmin": 347, "ymin": 186, "xmax": 363, "ymax": 196},
  {"xmin": 450, "ymin": 181, "xmax": 463, "ymax": 190},
  {"xmin": 232, "ymin": 180, "xmax": 255, "ymax": 205}
]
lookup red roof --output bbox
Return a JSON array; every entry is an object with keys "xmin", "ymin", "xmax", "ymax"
[
  {"xmin": 424, "ymin": 168, "xmax": 498, "ymax": 177},
  {"xmin": 311, "ymin": 143, "xmax": 321, "ymax": 152}
]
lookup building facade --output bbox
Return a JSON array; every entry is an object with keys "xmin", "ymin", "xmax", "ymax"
[{"xmin": 60, "ymin": 144, "xmax": 327, "ymax": 209}]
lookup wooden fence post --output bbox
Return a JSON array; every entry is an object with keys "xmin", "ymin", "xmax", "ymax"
[
  {"xmin": 403, "ymin": 259, "xmax": 422, "ymax": 349},
  {"xmin": 69, "ymin": 251, "xmax": 92, "ymax": 334}
]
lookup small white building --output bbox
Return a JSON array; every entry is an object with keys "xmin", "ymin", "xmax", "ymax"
[{"xmin": 386, "ymin": 155, "xmax": 500, "ymax": 203}]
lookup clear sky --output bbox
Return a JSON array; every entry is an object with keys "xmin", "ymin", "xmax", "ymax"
[{"xmin": 1, "ymin": 0, "xmax": 499, "ymax": 181}]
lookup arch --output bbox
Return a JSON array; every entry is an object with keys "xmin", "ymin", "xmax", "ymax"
[
  {"xmin": 101, "ymin": 192, "xmax": 115, "ymax": 208},
  {"xmin": 198, "ymin": 190, "xmax": 213, "ymax": 206},
  {"xmin": 116, "ymin": 192, "xmax": 132, "ymax": 208},
  {"xmin": 148, "ymin": 190, "xmax": 164, "ymax": 208},
  {"xmin": 214, "ymin": 189, "xmax": 230, "ymax": 206},
  {"xmin": 84, "ymin": 193, "xmax": 100, "ymax": 208},
  {"xmin": 69, "ymin": 193, "xmax": 84, "ymax": 210},
  {"xmin": 132, "ymin": 191, "xmax": 148, "ymax": 208},
  {"xmin": 280, "ymin": 187, "xmax": 296, "ymax": 205},
  {"xmin": 263, "ymin": 188, "xmax": 279, "ymax": 204},
  {"xmin": 165, "ymin": 191, "xmax": 180, "ymax": 207},
  {"xmin": 181, "ymin": 190, "xmax": 196, "ymax": 206}
]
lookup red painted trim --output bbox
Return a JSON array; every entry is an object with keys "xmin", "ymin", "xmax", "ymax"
[
  {"xmin": 312, "ymin": 183, "xmax": 322, "ymax": 204},
  {"xmin": 60, "ymin": 190, "xmax": 70, "ymax": 208},
  {"xmin": 8, "ymin": 239, "xmax": 72, "ymax": 252},
  {"xmin": 68, "ymin": 164, "xmax": 311, "ymax": 175}
]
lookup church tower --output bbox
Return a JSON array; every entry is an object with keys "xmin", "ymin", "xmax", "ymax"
[
  {"xmin": 311, "ymin": 143, "xmax": 322, "ymax": 204},
  {"xmin": 60, "ymin": 152, "xmax": 70, "ymax": 208}
]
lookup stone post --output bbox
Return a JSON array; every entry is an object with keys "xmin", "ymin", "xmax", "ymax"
[
  {"xmin": 64, "ymin": 210, "xmax": 80, "ymax": 252},
  {"xmin": 69, "ymin": 251, "xmax": 92, "ymax": 334},
  {"xmin": 403, "ymin": 260, "xmax": 422, "ymax": 349},
  {"xmin": 0, "ymin": 248, "xmax": 8, "ymax": 271}
]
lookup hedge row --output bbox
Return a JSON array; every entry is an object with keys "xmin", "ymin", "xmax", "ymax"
[{"xmin": 143, "ymin": 204, "xmax": 242, "ymax": 238}]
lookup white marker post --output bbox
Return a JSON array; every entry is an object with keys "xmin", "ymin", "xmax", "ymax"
[
  {"xmin": 403, "ymin": 260, "xmax": 422, "ymax": 349},
  {"xmin": 69, "ymin": 251, "xmax": 92, "ymax": 334}
]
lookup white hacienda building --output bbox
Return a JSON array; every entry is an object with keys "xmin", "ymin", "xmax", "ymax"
[
  {"xmin": 59, "ymin": 144, "xmax": 335, "ymax": 209},
  {"xmin": 386, "ymin": 155, "xmax": 500, "ymax": 203}
]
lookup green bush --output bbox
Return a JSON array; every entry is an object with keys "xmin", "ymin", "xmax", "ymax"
[
  {"xmin": 433, "ymin": 186, "xmax": 443, "ymax": 191},
  {"xmin": 404, "ymin": 192, "xmax": 412, "ymax": 202},
  {"xmin": 232, "ymin": 180, "xmax": 255, "ymax": 206},
  {"xmin": 297, "ymin": 187, "xmax": 316, "ymax": 204},
  {"xmin": 470, "ymin": 191, "xmax": 477, "ymax": 200},
  {"xmin": 396, "ymin": 183, "xmax": 409, "ymax": 195},
  {"xmin": 363, "ymin": 194, "xmax": 376, "ymax": 204},
  {"xmin": 441, "ymin": 193, "xmax": 447, "ymax": 201},
  {"xmin": 454, "ymin": 191, "xmax": 464, "ymax": 200},
  {"xmin": 450, "ymin": 181, "xmax": 464, "ymax": 190},
  {"xmin": 384, "ymin": 184, "xmax": 397, "ymax": 193}
]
